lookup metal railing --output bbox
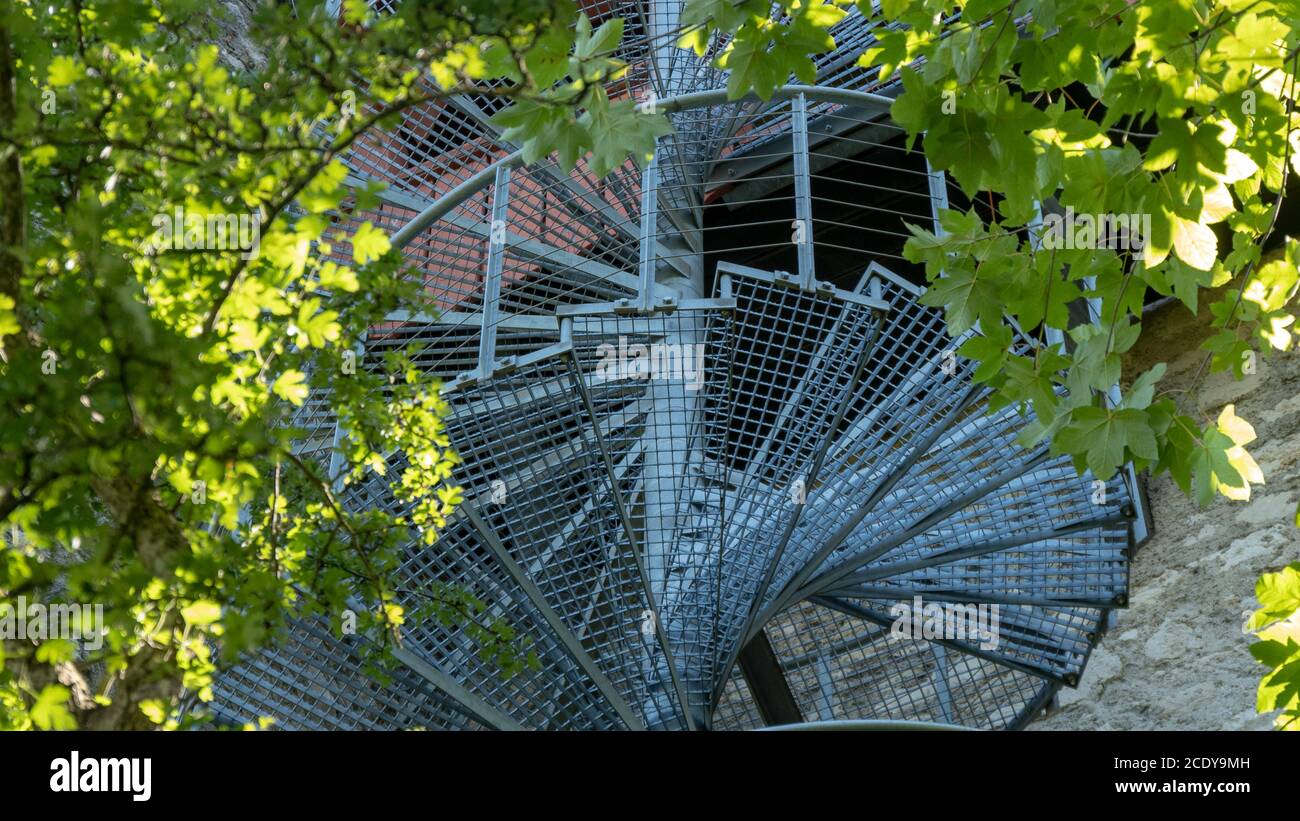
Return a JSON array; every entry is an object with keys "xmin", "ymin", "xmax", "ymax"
[{"xmin": 217, "ymin": 2, "xmax": 1145, "ymax": 731}]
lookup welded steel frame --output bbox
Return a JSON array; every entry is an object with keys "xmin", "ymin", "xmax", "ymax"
[{"xmin": 211, "ymin": 71, "xmax": 1145, "ymax": 731}]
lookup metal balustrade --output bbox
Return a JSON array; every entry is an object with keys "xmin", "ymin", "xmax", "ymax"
[{"xmin": 210, "ymin": 1, "xmax": 1146, "ymax": 731}]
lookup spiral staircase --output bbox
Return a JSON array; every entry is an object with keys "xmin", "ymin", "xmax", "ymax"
[{"xmin": 207, "ymin": 1, "xmax": 1149, "ymax": 730}]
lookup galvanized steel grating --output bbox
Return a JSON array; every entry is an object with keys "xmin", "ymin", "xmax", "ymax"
[{"xmin": 209, "ymin": 1, "xmax": 1143, "ymax": 731}]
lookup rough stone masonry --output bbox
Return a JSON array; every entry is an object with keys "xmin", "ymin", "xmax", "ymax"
[{"xmin": 1032, "ymin": 291, "xmax": 1300, "ymax": 730}]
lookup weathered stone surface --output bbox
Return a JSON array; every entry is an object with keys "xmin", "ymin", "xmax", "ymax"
[
  {"xmin": 1058, "ymin": 645, "xmax": 1122, "ymax": 707},
  {"xmin": 1031, "ymin": 294, "xmax": 1300, "ymax": 730},
  {"xmin": 1143, "ymin": 619, "xmax": 1202, "ymax": 661},
  {"xmin": 213, "ymin": 0, "xmax": 265, "ymax": 73}
]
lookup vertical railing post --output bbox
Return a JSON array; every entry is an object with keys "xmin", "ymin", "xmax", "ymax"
[
  {"xmin": 479, "ymin": 165, "xmax": 511, "ymax": 376},
  {"xmin": 792, "ymin": 93, "xmax": 816, "ymax": 289},
  {"xmin": 925, "ymin": 156, "xmax": 949, "ymax": 237},
  {"xmin": 638, "ymin": 149, "xmax": 660, "ymax": 312}
]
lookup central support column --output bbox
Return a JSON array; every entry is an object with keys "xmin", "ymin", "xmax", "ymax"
[{"xmin": 737, "ymin": 629, "xmax": 804, "ymax": 727}]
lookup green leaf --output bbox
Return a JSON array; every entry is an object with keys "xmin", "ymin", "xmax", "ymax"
[
  {"xmin": 139, "ymin": 699, "xmax": 170, "ymax": 725},
  {"xmin": 271, "ymin": 370, "xmax": 309, "ymax": 406},
  {"xmin": 1055, "ymin": 406, "xmax": 1158, "ymax": 479},
  {"xmin": 351, "ymin": 222, "xmax": 391, "ymax": 265},
  {"xmin": 525, "ymin": 28, "xmax": 573, "ymax": 88},
  {"xmin": 1120, "ymin": 363, "xmax": 1166, "ymax": 410},
  {"xmin": 579, "ymin": 89, "xmax": 673, "ymax": 176},
  {"xmin": 47, "ymin": 55, "xmax": 84, "ymax": 87},
  {"xmin": 919, "ymin": 273, "xmax": 995, "ymax": 336},
  {"xmin": 295, "ymin": 299, "xmax": 341, "ymax": 348},
  {"xmin": 181, "ymin": 600, "xmax": 223, "ymax": 626},
  {"xmin": 1250, "ymin": 638, "xmax": 1299, "ymax": 669},
  {"xmin": 0, "ymin": 294, "xmax": 20, "ymax": 353},
  {"xmin": 858, "ymin": 29, "xmax": 910, "ymax": 83},
  {"xmin": 957, "ymin": 322, "xmax": 1012, "ymax": 383},
  {"xmin": 576, "ymin": 16, "xmax": 623, "ymax": 60},
  {"xmin": 35, "ymin": 639, "xmax": 77, "ymax": 665},
  {"xmin": 1255, "ymin": 564, "xmax": 1300, "ymax": 621},
  {"xmin": 718, "ymin": 26, "xmax": 790, "ymax": 101},
  {"xmin": 1172, "ymin": 218, "xmax": 1217, "ymax": 270},
  {"xmin": 30, "ymin": 685, "xmax": 76, "ymax": 730}
]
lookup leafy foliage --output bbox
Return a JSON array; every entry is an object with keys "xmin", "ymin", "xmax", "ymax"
[
  {"xmin": 0, "ymin": 0, "xmax": 656, "ymax": 729},
  {"xmin": 1248, "ymin": 563, "xmax": 1300, "ymax": 730},
  {"xmin": 669, "ymin": 0, "xmax": 1300, "ymax": 726},
  {"xmin": 486, "ymin": 12, "xmax": 672, "ymax": 173},
  {"xmin": 6, "ymin": 0, "xmax": 1300, "ymax": 731}
]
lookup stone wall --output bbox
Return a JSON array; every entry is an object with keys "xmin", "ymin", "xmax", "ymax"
[
  {"xmin": 1031, "ymin": 293, "xmax": 1300, "ymax": 730},
  {"xmin": 213, "ymin": 0, "xmax": 265, "ymax": 73}
]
